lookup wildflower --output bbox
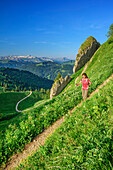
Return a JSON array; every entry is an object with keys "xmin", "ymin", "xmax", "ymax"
[
  {"xmin": 97, "ymin": 147, "xmax": 99, "ymax": 149},
  {"xmin": 13, "ymin": 136, "xmax": 15, "ymax": 138}
]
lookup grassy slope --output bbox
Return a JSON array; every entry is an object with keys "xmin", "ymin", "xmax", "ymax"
[
  {"xmin": 1, "ymin": 36, "xmax": 113, "ymax": 165},
  {"xmin": 18, "ymin": 91, "xmax": 49, "ymax": 111},
  {"xmin": 0, "ymin": 92, "xmax": 29, "ymax": 118},
  {"xmin": 0, "ymin": 91, "xmax": 49, "ymax": 131},
  {"xmin": 0, "ymin": 92, "xmax": 29, "ymax": 131},
  {"xmin": 18, "ymin": 76, "xmax": 113, "ymax": 169}
]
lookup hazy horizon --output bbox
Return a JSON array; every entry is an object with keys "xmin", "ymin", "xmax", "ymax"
[{"xmin": 0, "ymin": 55, "xmax": 75, "ymax": 60}]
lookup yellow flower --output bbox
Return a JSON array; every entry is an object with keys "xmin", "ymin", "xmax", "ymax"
[{"xmin": 13, "ymin": 136, "xmax": 15, "ymax": 138}]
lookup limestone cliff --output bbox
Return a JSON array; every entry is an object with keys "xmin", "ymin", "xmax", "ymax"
[
  {"xmin": 50, "ymin": 75, "xmax": 71, "ymax": 99},
  {"xmin": 73, "ymin": 36, "xmax": 100, "ymax": 73}
]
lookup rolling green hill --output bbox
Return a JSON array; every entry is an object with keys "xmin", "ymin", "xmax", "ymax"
[
  {"xmin": 0, "ymin": 35, "xmax": 113, "ymax": 168},
  {"xmin": 0, "ymin": 92, "xmax": 29, "ymax": 131},
  {"xmin": 20, "ymin": 60, "xmax": 75, "ymax": 80},
  {"xmin": 0, "ymin": 60, "xmax": 75, "ymax": 80},
  {"xmin": 0, "ymin": 67, "xmax": 53, "ymax": 91},
  {"xmin": 0, "ymin": 91, "xmax": 49, "ymax": 131}
]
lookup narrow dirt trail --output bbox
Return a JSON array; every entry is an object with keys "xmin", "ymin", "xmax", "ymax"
[
  {"xmin": 4, "ymin": 74, "xmax": 113, "ymax": 170},
  {"xmin": 16, "ymin": 91, "xmax": 32, "ymax": 112}
]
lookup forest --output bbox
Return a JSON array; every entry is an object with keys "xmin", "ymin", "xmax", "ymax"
[{"xmin": 0, "ymin": 67, "xmax": 53, "ymax": 92}]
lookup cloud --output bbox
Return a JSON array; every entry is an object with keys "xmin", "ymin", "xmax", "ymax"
[
  {"xmin": 36, "ymin": 28, "xmax": 47, "ymax": 31},
  {"xmin": 36, "ymin": 27, "xmax": 59, "ymax": 34},
  {"xmin": 34, "ymin": 41, "xmax": 47, "ymax": 44},
  {"xmin": 0, "ymin": 40, "xmax": 16, "ymax": 45},
  {"xmin": 90, "ymin": 24, "xmax": 102, "ymax": 29},
  {"xmin": 34, "ymin": 41, "xmax": 57, "ymax": 45},
  {"xmin": 63, "ymin": 42, "xmax": 72, "ymax": 44},
  {"xmin": 9, "ymin": 42, "xmax": 16, "ymax": 45},
  {"xmin": 0, "ymin": 40, "xmax": 9, "ymax": 43},
  {"xmin": 50, "ymin": 42, "xmax": 57, "ymax": 45},
  {"xmin": 43, "ymin": 31, "xmax": 58, "ymax": 34}
]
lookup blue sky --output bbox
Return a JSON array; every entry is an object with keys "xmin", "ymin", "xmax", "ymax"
[{"xmin": 0, "ymin": 0, "xmax": 113, "ymax": 59}]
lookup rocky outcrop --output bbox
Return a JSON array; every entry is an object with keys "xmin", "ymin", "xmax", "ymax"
[
  {"xmin": 73, "ymin": 36, "xmax": 100, "ymax": 73},
  {"xmin": 50, "ymin": 75, "xmax": 72, "ymax": 99}
]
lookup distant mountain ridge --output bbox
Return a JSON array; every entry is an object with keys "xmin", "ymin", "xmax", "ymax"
[
  {"xmin": 0, "ymin": 59, "xmax": 75, "ymax": 80},
  {"xmin": 0, "ymin": 55, "xmax": 71, "ymax": 63}
]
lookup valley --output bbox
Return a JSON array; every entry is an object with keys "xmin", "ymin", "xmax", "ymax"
[
  {"xmin": 0, "ymin": 59, "xmax": 75, "ymax": 80},
  {"xmin": 0, "ymin": 91, "xmax": 49, "ymax": 131},
  {"xmin": 0, "ymin": 67, "xmax": 54, "ymax": 91}
]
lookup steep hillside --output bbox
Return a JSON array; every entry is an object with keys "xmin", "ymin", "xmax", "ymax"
[
  {"xmin": 17, "ymin": 76, "xmax": 113, "ymax": 170},
  {"xmin": 0, "ymin": 36, "xmax": 113, "ymax": 167},
  {"xmin": 0, "ymin": 60, "xmax": 75, "ymax": 80},
  {"xmin": 0, "ymin": 67, "xmax": 53, "ymax": 91}
]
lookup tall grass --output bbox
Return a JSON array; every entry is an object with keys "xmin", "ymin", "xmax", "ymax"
[{"xmin": 17, "ymin": 77, "xmax": 113, "ymax": 170}]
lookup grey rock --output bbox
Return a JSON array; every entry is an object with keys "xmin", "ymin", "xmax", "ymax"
[
  {"xmin": 50, "ymin": 75, "xmax": 71, "ymax": 99},
  {"xmin": 73, "ymin": 36, "xmax": 100, "ymax": 73}
]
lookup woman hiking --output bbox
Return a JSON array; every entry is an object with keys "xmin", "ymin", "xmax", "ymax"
[{"xmin": 76, "ymin": 73, "xmax": 92, "ymax": 101}]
